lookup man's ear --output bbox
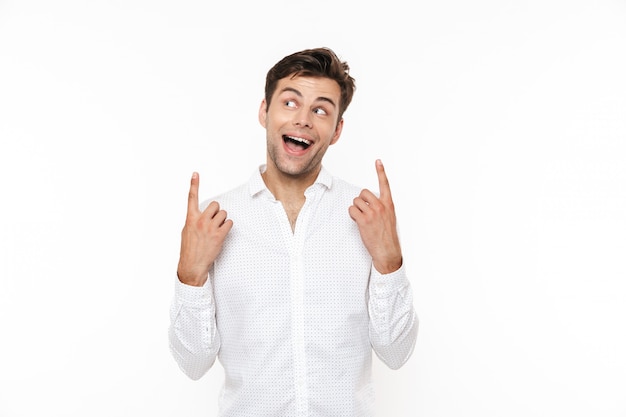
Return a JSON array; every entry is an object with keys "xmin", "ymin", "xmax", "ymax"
[
  {"xmin": 258, "ymin": 99, "xmax": 268, "ymax": 128},
  {"xmin": 330, "ymin": 118, "xmax": 344, "ymax": 145}
]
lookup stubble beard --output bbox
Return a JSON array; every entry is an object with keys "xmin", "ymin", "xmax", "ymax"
[{"xmin": 266, "ymin": 136, "xmax": 324, "ymax": 180}]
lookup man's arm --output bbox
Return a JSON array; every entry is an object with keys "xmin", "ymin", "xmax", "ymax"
[
  {"xmin": 168, "ymin": 276, "xmax": 221, "ymax": 380},
  {"xmin": 349, "ymin": 160, "xmax": 418, "ymax": 368},
  {"xmin": 169, "ymin": 172, "xmax": 231, "ymax": 378},
  {"xmin": 368, "ymin": 265, "xmax": 418, "ymax": 369}
]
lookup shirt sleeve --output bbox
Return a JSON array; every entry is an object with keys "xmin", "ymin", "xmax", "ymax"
[
  {"xmin": 168, "ymin": 274, "xmax": 221, "ymax": 380},
  {"xmin": 368, "ymin": 263, "xmax": 419, "ymax": 370}
]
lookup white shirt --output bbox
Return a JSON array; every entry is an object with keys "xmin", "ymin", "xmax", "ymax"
[{"xmin": 169, "ymin": 165, "xmax": 418, "ymax": 417}]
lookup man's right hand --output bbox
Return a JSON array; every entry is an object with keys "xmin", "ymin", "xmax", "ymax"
[{"xmin": 177, "ymin": 172, "xmax": 233, "ymax": 287}]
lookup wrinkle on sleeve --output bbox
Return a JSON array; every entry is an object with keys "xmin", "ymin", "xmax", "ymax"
[
  {"xmin": 368, "ymin": 264, "xmax": 419, "ymax": 370},
  {"xmin": 168, "ymin": 275, "xmax": 221, "ymax": 380}
]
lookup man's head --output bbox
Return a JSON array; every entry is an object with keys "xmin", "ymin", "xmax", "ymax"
[{"xmin": 264, "ymin": 47, "xmax": 356, "ymax": 125}]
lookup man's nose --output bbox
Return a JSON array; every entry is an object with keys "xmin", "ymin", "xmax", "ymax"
[{"xmin": 293, "ymin": 109, "xmax": 313, "ymax": 128}]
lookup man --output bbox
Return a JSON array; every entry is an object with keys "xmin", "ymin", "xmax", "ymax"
[{"xmin": 169, "ymin": 47, "xmax": 418, "ymax": 416}]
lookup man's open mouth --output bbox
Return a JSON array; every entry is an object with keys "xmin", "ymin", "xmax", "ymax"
[{"xmin": 283, "ymin": 135, "xmax": 311, "ymax": 151}]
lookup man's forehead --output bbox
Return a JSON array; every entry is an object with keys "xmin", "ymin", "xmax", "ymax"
[{"xmin": 276, "ymin": 75, "xmax": 340, "ymax": 101}]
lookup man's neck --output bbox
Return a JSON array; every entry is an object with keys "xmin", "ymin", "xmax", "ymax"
[
  {"xmin": 261, "ymin": 164, "xmax": 320, "ymax": 203},
  {"xmin": 262, "ymin": 164, "xmax": 320, "ymax": 232}
]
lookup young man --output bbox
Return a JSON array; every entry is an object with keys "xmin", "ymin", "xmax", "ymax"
[{"xmin": 169, "ymin": 47, "xmax": 418, "ymax": 416}]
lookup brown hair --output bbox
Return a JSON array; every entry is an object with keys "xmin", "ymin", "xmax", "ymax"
[{"xmin": 264, "ymin": 47, "xmax": 356, "ymax": 123}]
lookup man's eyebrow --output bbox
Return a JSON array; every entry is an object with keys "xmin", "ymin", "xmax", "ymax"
[{"xmin": 280, "ymin": 87, "xmax": 337, "ymax": 108}]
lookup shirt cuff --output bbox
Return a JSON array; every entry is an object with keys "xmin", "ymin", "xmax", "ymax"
[
  {"xmin": 174, "ymin": 276, "xmax": 213, "ymax": 307},
  {"xmin": 370, "ymin": 263, "xmax": 408, "ymax": 298}
]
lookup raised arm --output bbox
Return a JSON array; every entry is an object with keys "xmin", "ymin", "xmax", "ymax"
[
  {"xmin": 169, "ymin": 172, "xmax": 232, "ymax": 379},
  {"xmin": 349, "ymin": 160, "xmax": 418, "ymax": 369}
]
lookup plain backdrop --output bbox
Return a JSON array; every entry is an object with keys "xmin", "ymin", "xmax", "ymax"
[{"xmin": 1, "ymin": 0, "xmax": 625, "ymax": 416}]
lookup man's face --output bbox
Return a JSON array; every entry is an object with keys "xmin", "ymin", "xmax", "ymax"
[{"xmin": 259, "ymin": 75, "xmax": 343, "ymax": 179}]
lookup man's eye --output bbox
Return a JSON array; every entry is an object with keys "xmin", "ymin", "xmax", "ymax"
[
  {"xmin": 285, "ymin": 100, "xmax": 296, "ymax": 108},
  {"xmin": 314, "ymin": 108, "xmax": 327, "ymax": 115}
]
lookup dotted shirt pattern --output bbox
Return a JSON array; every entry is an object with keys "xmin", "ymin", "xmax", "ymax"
[{"xmin": 169, "ymin": 165, "xmax": 418, "ymax": 417}]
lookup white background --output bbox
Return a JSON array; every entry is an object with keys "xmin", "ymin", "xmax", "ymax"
[{"xmin": 1, "ymin": 0, "xmax": 625, "ymax": 416}]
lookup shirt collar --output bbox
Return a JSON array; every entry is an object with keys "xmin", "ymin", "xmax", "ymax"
[{"xmin": 248, "ymin": 164, "xmax": 334, "ymax": 197}]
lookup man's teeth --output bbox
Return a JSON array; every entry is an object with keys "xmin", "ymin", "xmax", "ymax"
[{"xmin": 286, "ymin": 136, "xmax": 311, "ymax": 146}]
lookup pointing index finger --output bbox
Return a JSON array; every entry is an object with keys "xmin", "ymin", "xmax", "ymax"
[
  {"xmin": 187, "ymin": 172, "xmax": 200, "ymax": 215},
  {"xmin": 376, "ymin": 159, "xmax": 392, "ymax": 201}
]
